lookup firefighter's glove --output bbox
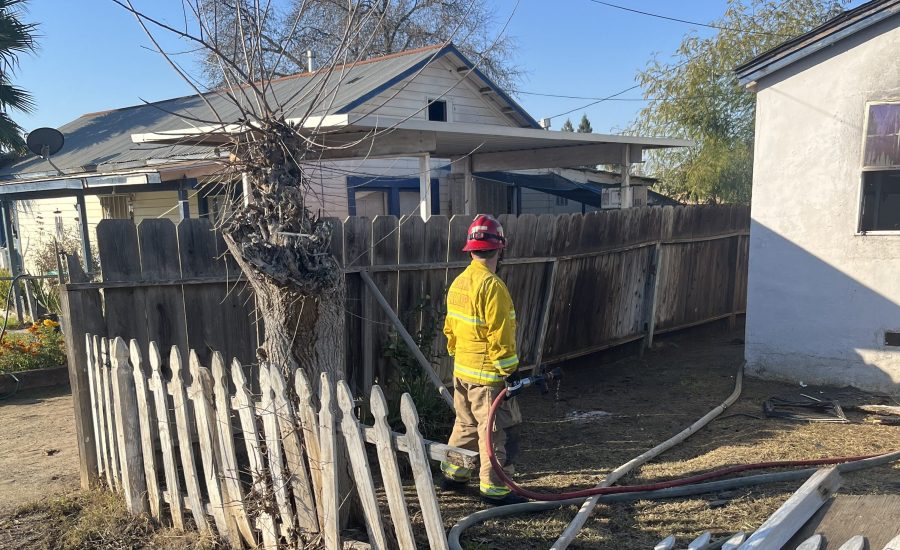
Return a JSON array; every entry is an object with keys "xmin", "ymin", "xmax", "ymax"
[{"xmin": 504, "ymin": 371, "xmax": 523, "ymax": 400}]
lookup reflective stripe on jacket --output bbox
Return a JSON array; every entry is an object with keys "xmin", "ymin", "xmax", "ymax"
[{"xmin": 444, "ymin": 260, "xmax": 518, "ymax": 386}]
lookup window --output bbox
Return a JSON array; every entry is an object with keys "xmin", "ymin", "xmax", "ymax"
[
  {"xmin": 860, "ymin": 171, "xmax": 900, "ymax": 231},
  {"xmin": 347, "ymin": 177, "xmax": 440, "ymax": 216},
  {"xmin": 100, "ymin": 195, "xmax": 130, "ymax": 220},
  {"xmin": 427, "ymin": 99, "xmax": 447, "ymax": 122},
  {"xmin": 859, "ymin": 102, "xmax": 900, "ymax": 232},
  {"xmin": 354, "ymin": 190, "xmax": 389, "ymax": 217},
  {"xmin": 555, "ymin": 196, "xmax": 568, "ymax": 206}
]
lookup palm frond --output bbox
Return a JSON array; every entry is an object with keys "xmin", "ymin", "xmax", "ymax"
[
  {"xmin": 0, "ymin": 110, "xmax": 26, "ymax": 152},
  {"xmin": 0, "ymin": 80, "xmax": 34, "ymax": 112}
]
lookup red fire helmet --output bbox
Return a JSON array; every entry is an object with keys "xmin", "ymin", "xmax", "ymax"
[{"xmin": 462, "ymin": 214, "xmax": 507, "ymax": 252}]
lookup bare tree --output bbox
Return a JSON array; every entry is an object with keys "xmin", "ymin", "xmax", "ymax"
[
  {"xmin": 197, "ymin": 0, "xmax": 521, "ymax": 90},
  {"xmin": 110, "ymin": 0, "xmax": 515, "ymax": 543}
]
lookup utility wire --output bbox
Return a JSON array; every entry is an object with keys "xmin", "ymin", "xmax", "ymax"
[
  {"xmin": 516, "ymin": 90, "xmax": 724, "ymax": 101},
  {"xmin": 586, "ymin": 0, "xmax": 791, "ymax": 38},
  {"xmin": 547, "ymin": 50, "xmax": 714, "ymax": 120},
  {"xmin": 549, "ymin": 84, "xmax": 641, "ymax": 120}
]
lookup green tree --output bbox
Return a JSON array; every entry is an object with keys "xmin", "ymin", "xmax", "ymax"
[
  {"xmin": 631, "ymin": 0, "xmax": 845, "ymax": 204},
  {"xmin": 576, "ymin": 113, "xmax": 592, "ymax": 133},
  {"xmin": 560, "ymin": 118, "xmax": 574, "ymax": 132},
  {"xmin": 0, "ymin": 0, "xmax": 37, "ymax": 152}
]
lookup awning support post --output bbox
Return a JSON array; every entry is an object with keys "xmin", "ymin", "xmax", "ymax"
[
  {"xmin": 75, "ymin": 193, "xmax": 93, "ymax": 273},
  {"xmin": 419, "ymin": 154, "xmax": 432, "ymax": 221},
  {"xmin": 463, "ymin": 156, "xmax": 474, "ymax": 215},
  {"xmin": 621, "ymin": 145, "xmax": 633, "ymax": 208},
  {"xmin": 1, "ymin": 199, "xmax": 24, "ymax": 324}
]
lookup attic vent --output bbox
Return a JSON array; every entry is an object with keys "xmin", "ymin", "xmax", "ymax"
[
  {"xmin": 345, "ymin": 76, "xmax": 361, "ymax": 85},
  {"xmin": 886, "ymin": 331, "xmax": 900, "ymax": 347},
  {"xmin": 427, "ymin": 99, "xmax": 447, "ymax": 122}
]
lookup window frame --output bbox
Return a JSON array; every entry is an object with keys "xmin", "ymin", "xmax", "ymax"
[
  {"xmin": 426, "ymin": 97, "xmax": 450, "ymax": 122},
  {"xmin": 856, "ymin": 100, "xmax": 900, "ymax": 235},
  {"xmin": 99, "ymin": 194, "xmax": 132, "ymax": 220},
  {"xmin": 347, "ymin": 176, "xmax": 440, "ymax": 216}
]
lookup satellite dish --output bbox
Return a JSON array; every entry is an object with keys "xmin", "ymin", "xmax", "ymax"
[{"xmin": 26, "ymin": 127, "xmax": 65, "ymax": 158}]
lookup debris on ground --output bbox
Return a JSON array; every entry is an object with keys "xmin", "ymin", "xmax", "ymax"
[
  {"xmin": 437, "ymin": 327, "xmax": 900, "ymax": 549},
  {"xmin": 564, "ymin": 410, "xmax": 612, "ymax": 422}
]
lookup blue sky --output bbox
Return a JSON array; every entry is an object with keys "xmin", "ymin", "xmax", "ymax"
[{"xmin": 15, "ymin": 0, "xmax": 859, "ymax": 135}]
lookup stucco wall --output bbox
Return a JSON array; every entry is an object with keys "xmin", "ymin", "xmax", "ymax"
[{"xmin": 746, "ymin": 17, "xmax": 900, "ymax": 393}]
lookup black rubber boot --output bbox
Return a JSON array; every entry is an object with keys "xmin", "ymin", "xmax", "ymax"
[{"xmin": 480, "ymin": 492, "xmax": 528, "ymax": 506}]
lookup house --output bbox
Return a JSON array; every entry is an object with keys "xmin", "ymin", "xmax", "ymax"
[
  {"xmin": 735, "ymin": 0, "xmax": 900, "ymax": 392},
  {"xmin": 0, "ymin": 43, "xmax": 689, "ymax": 278}
]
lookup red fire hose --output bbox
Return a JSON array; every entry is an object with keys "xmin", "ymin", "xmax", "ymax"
[{"xmin": 485, "ymin": 386, "xmax": 880, "ymax": 502}]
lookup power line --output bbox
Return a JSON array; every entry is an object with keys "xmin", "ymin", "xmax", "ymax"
[
  {"xmin": 586, "ymin": 0, "xmax": 791, "ymax": 38},
  {"xmin": 545, "ymin": 49, "xmax": 729, "ymax": 120},
  {"xmin": 516, "ymin": 90, "xmax": 723, "ymax": 102},
  {"xmin": 549, "ymin": 84, "xmax": 641, "ymax": 120}
]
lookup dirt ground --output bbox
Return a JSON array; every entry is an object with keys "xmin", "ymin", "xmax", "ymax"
[
  {"xmin": 0, "ymin": 386, "xmax": 80, "ymax": 516},
  {"xmin": 1, "ymin": 326, "xmax": 899, "ymax": 549},
  {"xmin": 439, "ymin": 326, "xmax": 900, "ymax": 549}
]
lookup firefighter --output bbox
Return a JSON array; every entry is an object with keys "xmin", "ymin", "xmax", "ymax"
[{"xmin": 440, "ymin": 214, "xmax": 527, "ymax": 506}]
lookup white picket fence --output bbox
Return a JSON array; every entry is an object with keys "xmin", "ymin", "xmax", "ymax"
[{"xmin": 84, "ymin": 334, "xmax": 477, "ymax": 549}]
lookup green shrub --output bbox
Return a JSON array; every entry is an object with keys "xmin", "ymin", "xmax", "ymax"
[
  {"xmin": 0, "ymin": 268, "xmax": 11, "ymax": 304},
  {"xmin": 381, "ymin": 298, "xmax": 454, "ymax": 442},
  {"xmin": 0, "ymin": 319, "xmax": 66, "ymax": 374}
]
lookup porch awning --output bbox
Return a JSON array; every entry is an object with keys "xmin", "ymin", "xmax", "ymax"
[{"xmin": 474, "ymin": 170, "xmax": 607, "ymax": 207}]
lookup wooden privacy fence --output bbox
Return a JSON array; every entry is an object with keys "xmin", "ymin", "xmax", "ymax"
[
  {"xmin": 59, "ymin": 205, "xmax": 747, "ymax": 487},
  {"xmin": 85, "ymin": 332, "xmax": 477, "ymax": 549},
  {"xmin": 62, "ymin": 206, "xmax": 748, "ymax": 393},
  {"xmin": 336, "ymin": 204, "xmax": 750, "ymax": 389}
]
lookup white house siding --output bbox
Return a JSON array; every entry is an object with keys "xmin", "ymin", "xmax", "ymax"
[
  {"xmin": 353, "ymin": 57, "xmax": 517, "ymax": 126},
  {"xmin": 14, "ymin": 195, "xmax": 102, "ymax": 272},
  {"xmin": 745, "ymin": 18, "xmax": 900, "ymax": 393},
  {"xmin": 303, "ymin": 157, "xmax": 451, "ymax": 218},
  {"xmin": 130, "ymin": 190, "xmax": 200, "ymax": 223},
  {"xmin": 13, "ymin": 191, "xmax": 200, "ymax": 273}
]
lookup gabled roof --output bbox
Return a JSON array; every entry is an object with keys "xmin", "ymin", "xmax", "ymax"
[
  {"xmin": 735, "ymin": 0, "xmax": 900, "ymax": 86},
  {"xmin": 1, "ymin": 43, "xmax": 537, "ymax": 182}
]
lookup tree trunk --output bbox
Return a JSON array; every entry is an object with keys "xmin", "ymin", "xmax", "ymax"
[{"xmin": 227, "ymin": 232, "xmax": 346, "ymax": 384}]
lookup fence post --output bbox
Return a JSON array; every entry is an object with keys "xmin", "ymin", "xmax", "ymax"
[
  {"xmin": 318, "ymin": 372, "xmax": 341, "ymax": 550},
  {"xmin": 532, "ymin": 259, "xmax": 558, "ymax": 371},
  {"xmin": 58, "ymin": 257, "xmax": 105, "ymax": 489},
  {"xmin": 110, "ymin": 337, "xmax": 148, "ymax": 514},
  {"xmin": 727, "ymin": 234, "xmax": 743, "ymax": 331},
  {"xmin": 643, "ymin": 243, "xmax": 662, "ymax": 351}
]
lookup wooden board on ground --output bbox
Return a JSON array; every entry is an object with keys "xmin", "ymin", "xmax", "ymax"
[{"xmin": 787, "ymin": 495, "xmax": 900, "ymax": 549}]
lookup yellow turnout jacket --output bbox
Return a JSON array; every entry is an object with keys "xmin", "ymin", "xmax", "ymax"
[{"xmin": 444, "ymin": 260, "xmax": 519, "ymax": 386}]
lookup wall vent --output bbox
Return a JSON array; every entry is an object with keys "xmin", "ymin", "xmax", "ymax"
[{"xmin": 885, "ymin": 331, "xmax": 900, "ymax": 347}]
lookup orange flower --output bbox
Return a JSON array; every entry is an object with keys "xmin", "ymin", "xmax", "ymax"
[{"xmin": 42, "ymin": 319, "xmax": 59, "ymax": 328}]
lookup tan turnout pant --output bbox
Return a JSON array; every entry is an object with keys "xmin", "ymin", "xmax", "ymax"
[{"xmin": 442, "ymin": 377, "xmax": 522, "ymax": 496}]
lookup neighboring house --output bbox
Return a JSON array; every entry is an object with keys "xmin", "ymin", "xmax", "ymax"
[
  {"xmin": 735, "ymin": 0, "xmax": 900, "ymax": 392},
  {"xmin": 0, "ymin": 43, "xmax": 687, "ymax": 275},
  {"xmin": 349, "ymin": 167, "xmax": 666, "ymax": 217}
]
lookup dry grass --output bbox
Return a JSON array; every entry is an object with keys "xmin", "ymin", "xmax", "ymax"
[
  {"xmin": 0, "ymin": 490, "xmax": 223, "ymax": 550},
  {"xmin": 438, "ymin": 326, "xmax": 900, "ymax": 549},
  {"xmin": 3, "ymin": 326, "xmax": 897, "ymax": 549}
]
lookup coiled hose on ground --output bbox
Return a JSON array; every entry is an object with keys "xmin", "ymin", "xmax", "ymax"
[
  {"xmin": 448, "ymin": 450, "xmax": 900, "ymax": 550},
  {"xmin": 446, "ymin": 363, "xmax": 900, "ymax": 550}
]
